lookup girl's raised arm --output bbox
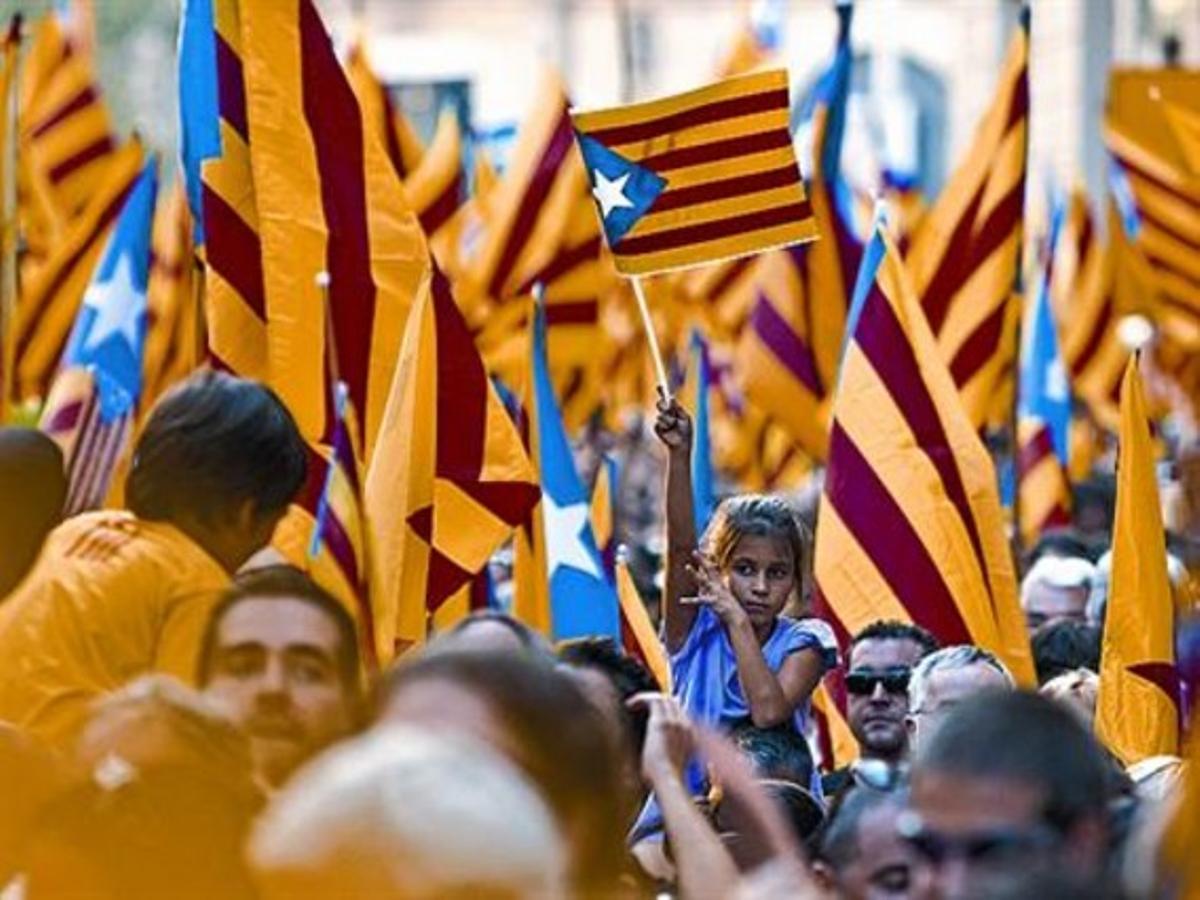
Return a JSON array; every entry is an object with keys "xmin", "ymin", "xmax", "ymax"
[{"xmin": 653, "ymin": 395, "xmax": 699, "ymax": 653}]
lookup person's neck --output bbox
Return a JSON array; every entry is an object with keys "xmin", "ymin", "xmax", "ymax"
[
  {"xmin": 862, "ymin": 747, "xmax": 907, "ymax": 766},
  {"xmin": 162, "ymin": 515, "xmax": 247, "ymax": 574}
]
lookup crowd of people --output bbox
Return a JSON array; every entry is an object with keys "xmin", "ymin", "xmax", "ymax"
[{"xmin": 0, "ymin": 370, "xmax": 1195, "ymax": 899}]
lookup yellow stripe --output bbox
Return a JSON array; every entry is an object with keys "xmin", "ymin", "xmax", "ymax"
[
  {"xmin": 814, "ymin": 500, "xmax": 913, "ymax": 632},
  {"xmin": 1128, "ymin": 175, "xmax": 1200, "ymax": 238},
  {"xmin": 572, "ymin": 68, "xmax": 787, "ymax": 132},
  {"xmin": 936, "ymin": 230, "xmax": 1021, "ymax": 361},
  {"xmin": 614, "ymin": 217, "xmax": 817, "ymax": 276},
  {"xmin": 617, "ymin": 560, "xmax": 671, "ymax": 691},
  {"xmin": 1141, "ymin": 225, "xmax": 1200, "ymax": 283},
  {"xmin": 205, "ymin": 122, "xmax": 259, "ymax": 229},
  {"xmin": 205, "ymin": 274, "xmax": 268, "ymax": 381},
  {"xmin": 631, "ymin": 183, "xmax": 808, "ymax": 238},
  {"xmin": 976, "ymin": 124, "xmax": 1026, "ymax": 223},
  {"xmin": 1108, "ymin": 123, "xmax": 1200, "ymax": 203},
  {"xmin": 643, "ymin": 145, "xmax": 796, "ymax": 191},
  {"xmin": 609, "ymin": 108, "xmax": 788, "ymax": 159}
]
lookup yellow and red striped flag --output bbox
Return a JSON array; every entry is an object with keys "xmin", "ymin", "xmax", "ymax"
[
  {"xmin": 308, "ymin": 381, "xmax": 379, "ymax": 668},
  {"xmin": 615, "ymin": 547, "xmax": 671, "ymax": 692},
  {"xmin": 1095, "ymin": 357, "xmax": 1180, "ymax": 764},
  {"xmin": 19, "ymin": 12, "xmax": 119, "ymax": 260},
  {"xmin": 571, "ymin": 68, "xmax": 817, "ymax": 276},
  {"xmin": 365, "ymin": 266, "xmax": 540, "ymax": 657},
  {"xmin": 467, "ymin": 68, "xmax": 583, "ymax": 305},
  {"xmin": 0, "ymin": 16, "xmax": 20, "ymax": 421},
  {"xmin": 1015, "ymin": 419, "xmax": 1071, "ymax": 545},
  {"xmin": 1053, "ymin": 192, "xmax": 1127, "ymax": 432},
  {"xmin": 906, "ymin": 11, "xmax": 1028, "ymax": 430},
  {"xmin": 814, "ymin": 223, "xmax": 1034, "ymax": 686},
  {"xmin": 1106, "ymin": 119, "xmax": 1200, "ymax": 349},
  {"xmin": 238, "ymin": 0, "xmax": 431, "ymax": 455},
  {"xmin": 404, "ymin": 108, "xmax": 465, "ymax": 240},
  {"xmin": 1162, "ymin": 97, "xmax": 1200, "ymax": 175},
  {"xmin": 14, "ymin": 138, "xmax": 143, "ymax": 401},
  {"xmin": 344, "ymin": 42, "xmax": 424, "ymax": 183}
]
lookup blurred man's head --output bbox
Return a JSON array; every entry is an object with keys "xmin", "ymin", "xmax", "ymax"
[
  {"xmin": 1020, "ymin": 556, "xmax": 1095, "ymax": 632},
  {"xmin": 126, "ymin": 373, "xmax": 307, "ymax": 572},
  {"xmin": 906, "ymin": 646, "xmax": 1014, "ymax": 752},
  {"xmin": 815, "ymin": 787, "xmax": 925, "ymax": 900},
  {"xmin": 439, "ymin": 609, "xmax": 550, "ymax": 657},
  {"xmin": 1030, "ymin": 620, "xmax": 1101, "ymax": 685},
  {"xmin": 249, "ymin": 727, "xmax": 567, "ymax": 900},
  {"xmin": 0, "ymin": 428, "xmax": 65, "ymax": 598},
  {"xmin": 906, "ymin": 691, "xmax": 1109, "ymax": 900},
  {"xmin": 846, "ymin": 621, "xmax": 939, "ymax": 764},
  {"xmin": 198, "ymin": 566, "xmax": 362, "ymax": 788}
]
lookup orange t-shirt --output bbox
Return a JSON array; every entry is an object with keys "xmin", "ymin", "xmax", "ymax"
[{"xmin": 0, "ymin": 511, "xmax": 230, "ymax": 748}]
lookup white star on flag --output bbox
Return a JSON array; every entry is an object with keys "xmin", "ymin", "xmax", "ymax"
[
  {"xmin": 592, "ymin": 169, "xmax": 635, "ymax": 220},
  {"xmin": 542, "ymin": 489, "xmax": 603, "ymax": 581},
  {"xmin": 80, "ymin": 254, "xmax": 143, "ymax": 355}
]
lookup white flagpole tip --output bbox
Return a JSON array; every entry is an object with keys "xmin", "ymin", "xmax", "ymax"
[
  {"xmin": 531, "ymin": 281, "xmax": 545, "ymax": 304},
  {"xmin": 616, "ymin": 544, "xmax": 630, "ymax": 565},
  {"xmin": 872, "ymin": 196, "xmax": 891, "ymax": 232},
  {"xmin": 315, "ymin": 270, "xmax": 331, "ymax": 288}
]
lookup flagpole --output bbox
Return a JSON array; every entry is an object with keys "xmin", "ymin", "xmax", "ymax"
[
  {"xmin": 316, "ymin": 269, "xmax": 342, "ymax": 389},
  {"xmin": 628, "ymin": 274, "xmax": 672, "ymax": 402}
]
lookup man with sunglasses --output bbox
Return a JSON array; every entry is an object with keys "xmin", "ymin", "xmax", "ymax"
[
  {"xmin": 904, "ymin": 691, "xmax": 1110, "ymax": 899},
  {"xmin": 823, "ymin": 622, "xmax": 937, "ymax": 796}
]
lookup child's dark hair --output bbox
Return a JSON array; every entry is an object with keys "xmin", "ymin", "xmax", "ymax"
[{"xmin": 700, "ymin": 494, "xmax": 810, "ymax": 596}]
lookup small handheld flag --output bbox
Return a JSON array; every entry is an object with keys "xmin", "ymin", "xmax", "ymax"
[{"xmin": 571, "ymin": 69, "xmax": 817, "ymax": 276}]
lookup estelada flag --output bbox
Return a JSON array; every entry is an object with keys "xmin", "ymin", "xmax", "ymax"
[{"xmin": 570, "ymin": 69, "xmax": 817, "ymax": 276}]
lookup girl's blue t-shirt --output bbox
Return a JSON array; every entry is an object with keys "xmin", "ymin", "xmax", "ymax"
[{"xmin": 670, "ymin": 605, "xmax": 839, "ymax": 735}]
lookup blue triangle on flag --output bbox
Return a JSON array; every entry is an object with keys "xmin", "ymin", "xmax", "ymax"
[{"xmin": 576, "ymin": 132, "xmax": 666, "ymax": 247}]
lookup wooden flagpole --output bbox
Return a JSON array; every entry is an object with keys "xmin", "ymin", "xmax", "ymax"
[{"xmin": 628, "ymin": 274, "xmax": 672, "ymax": 402}]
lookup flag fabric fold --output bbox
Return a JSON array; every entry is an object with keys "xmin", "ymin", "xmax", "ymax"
[
  {"xmin": 814, "ymin": 223, "xmax": 1034, "ymax": 686},
  {"xmin": 1095, "ymin": 357, "xmax": 1180, "ymax": 764}
]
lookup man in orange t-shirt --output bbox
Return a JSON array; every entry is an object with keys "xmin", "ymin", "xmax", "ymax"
[{"xmin": 0, "ymin": 373, "xmax": 308, "ymax": 748}]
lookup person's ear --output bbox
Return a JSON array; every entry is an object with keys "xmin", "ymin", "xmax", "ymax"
[
  {"xmin": 809, "ymin": 859, "xmax": 840, "ymax": 894},
  {"xmin": 905, "ymin": 713, "xmax": 917, "ymax": 744}
]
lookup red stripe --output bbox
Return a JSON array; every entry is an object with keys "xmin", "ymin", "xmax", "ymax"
[
  {"xmin": 617, "ymin": 200, "xmax": 812, "ymax": 257},
  {"xmin": 1075, "ymin": 209, "xmax": 1094, "ymax": 267},
  {"xmin": 42, "ymin": 397, "xmax": 84, "ymax": 434},
  {"xmin": 824, "ymin": 422, "xmax": 974, "ymax": 646},
  {"xmin": 701, "ymin": 255, "xmax": 754, "ymax": 301},
  {"xmin": 649, "ymin": 163, "xmax": 800, "ymax": 214},
  {"xmin": 640, "ymin": 128, "xmax": 792, "ymax": 173},
  {"xmin": 947, "ymin": 297, "xmax": 1010, "ymax": 389},
  {"xmin": 1145, "ymin": 252, "xmax": 1200, "ymax": 293},
  {"xmin": 1140, "ymin": 211, "xmax": 1200, "ymax": 256},
  {"xmin": 216, "ymin": 33, "xmax": 248, "ymax": 141},
  {"xmin": 202, "ymin": 185, "xmax": 267, "ymax": 320},
  {"xmin": 317, "ymin": 505, "xmax": 378, "ymax": 668},
  {"xmin": 1068, "ymin": 293, "xmax": 1114, "ymax": 379},
  {"xmin": 15, "ymin": 175, "xmax": 135, "ymax": 367},
  {"xmin": 1016, "ymin": 423, "xmax": 1055, "ymax": 478},
  {"xmin": 545, "ymin": 299, "xmax": 598, "ymax": 327},
  {"xmin": 379, "ymin": 82, "xmax": 408, "ymax": 180},
  {"xmin": 920, "ymin": 183, "xmax": 986, "ymax": 333},
  {"xmin": 29, "ymin": 84, "xmax": 101, "ymax": 139},
  {"xmin": 487, "ymin": 107, "xmax": 575, "ymax": 299},
  {"xmin": 417, "ymin": 172, "xmax": 462, "ymax": 237},
  {"xmin": 47, "ymin": 135, "xmax": 115, "ymax": 186},
  {"xmin": 749, "ymin": 289, "xmax": 823, "ymax": 396},
  {"xmin": 854, "ymin": 280, "xmax": 995, "ymax": 599},
  {"xmin": 1005, "ymin": 65, "xmax": 1029, "ymax": 131},
  {"xmin": 1117, "ymin": 152, "xmax": 1200, "ymax": 214},
  {"xmin": 432, "ymin": 266, "xmax": 486, "ymax": 478},
  {"xmin": 586, "ymin": 88, "xmax": 790, "ymax": 147},
  {"xmin": 517, "ymin": 234, "xmax": 602, "ymax": 296},
  {"xmin": 299, "ymin": 0, "xmax": 378, "ymax": 442}
]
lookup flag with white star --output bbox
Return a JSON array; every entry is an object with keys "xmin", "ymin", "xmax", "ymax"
[
  {"xmin": 41, "ymin": 160, "xmax": 157, "ymax": 515},
  {"xmin": 528, "ymin": 301, "xmax": 620, "ymax": 640},
  {"xmin": 571, "ymin": 68, "xmax": 818, "ymax": 276}
]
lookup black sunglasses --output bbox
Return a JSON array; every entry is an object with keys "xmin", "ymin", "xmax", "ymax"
[{"xmin": 845, "ymin": 666, "xmax": 911, "ymax": 696}]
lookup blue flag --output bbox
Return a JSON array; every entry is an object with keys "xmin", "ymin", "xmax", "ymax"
[
  {"xmin": 531, "ymin": 305, "xmax": 620, "ymax": 640},
  {"xmin": 690, "ymin": 331, "xmax": 716, "ymax": 534},
  {"xmin": 62, "ymin": 161, "xmax": 158, "ymax": 423},
  {"xmin": 177, "ymin": 0, "xmax": 221, "ymax": 245},
  {"xmin": 1018, "ymin": 198, "xmax": 1070, "ymax": 463}
]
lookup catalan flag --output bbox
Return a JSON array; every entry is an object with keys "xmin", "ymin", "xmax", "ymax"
[
  {"xmin": 308, "ymin": 381, "xmax": 378, "ymax": 668},
  {"xmin": 513, "ymin": 301, "xmax": 620, "ymax": 640},
  {"xmin": 365, "ymin": 266, "xmax": 540, "ymax": 657},
  {"xmin": 1106, "ymin": 118, "xmax": 1200, "ymax": 349},
  {"xmin": 906, "ymin": 10, "xmax": 1028, "ymax": 429},
  {"xmin": 14, "ymin": 138, "xmax": 143, "ymax": 401},
  {"xmin": 1053, "ymin": 191, "xmax": 1127, "ymax": 432},
  {"xmin": 1016, "ymin": 201, "xmax": 1072, "ymax": 544},
  {"xmin": 139, "ymin": 181, "xmax": 198, "ymax": 415},
  {"xmin": 813, "ymin": 223, "xmax": 1034, "ymax": 686},
  {"xmin": 571, "ymin": 68, "xmax": 817, "ymax": 276},
  {"xmin": 1095, "ymin": 357, "xmax": 1180, "ymax": 764},
  {"xmin": 19, "ymin": 11, "xmax": 118, "ymax": 258},
  {"xmin": 467, "ymin": 68, "xmax": 582, "ymax": 304},
  {"xmin": 686, "ymin": 331, "xmax": 717, "ymax": 533},
  {"xmin": 615, "ymin": 546, "xmax": 670, "ymax": 691},
  {"xmin": 344, "ymin": 42, "xmax": 425, "ymax": 183},
  {"xmin": 589, "ymin": 452, "xmax": 619, "ymax": 581},
  {"xmin": 179, "ymin": 0, "xmax": 269, "ymax": 383},
  {"xmin": 39, "ymin": 159, "xmax": 156, "ymax": 515},
  {"xmin": 1162, "ymin": 97, "xmax": 1200, "ymax": 175},
  {"xmin": 237, "ymin": 0, "xmax": 431, "ymax": 454},
  {"xmin": 405, "ymin": 109, "xmax": 465, "ymax": 240},
  {"xmin": 0, "ymin": 17, "xmax": 20, "ymax": 420}
]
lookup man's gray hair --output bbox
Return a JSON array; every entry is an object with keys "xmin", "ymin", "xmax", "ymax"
[{"xmin": 908, "ymin": 644, "xmax": 1015, "ymax": 713}]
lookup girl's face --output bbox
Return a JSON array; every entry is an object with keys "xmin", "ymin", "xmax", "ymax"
[{"xmin": 723, "ymin": 534, "xmax": 796, "ymax": 630}]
